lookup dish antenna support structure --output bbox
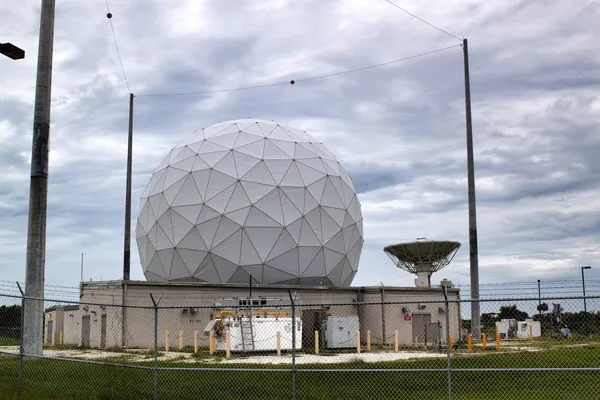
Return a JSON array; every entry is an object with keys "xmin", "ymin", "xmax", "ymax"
[{"xmin": 384, "ymin": 239, "xmax": 461, "ymax": 288}]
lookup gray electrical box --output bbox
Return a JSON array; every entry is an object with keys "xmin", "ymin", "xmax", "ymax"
[{"xmin": 325, "ymin": 315, "xmax": 359, "ymax": 348}]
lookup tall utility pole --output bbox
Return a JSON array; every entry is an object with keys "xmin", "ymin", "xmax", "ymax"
[
  {"xmin": 23, "ymin": 0, "xmax": 56, "ymax": 356},
  {"xmin": 463, "ymin": 38, "xmax": 481, "ymax": 339},
  {"xmin": 123, "ymin": 93, "xmax": 134, "ymax": 281}
]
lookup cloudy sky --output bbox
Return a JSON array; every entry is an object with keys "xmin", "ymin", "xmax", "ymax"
[{"xmin": 1, "ymin": 0, "xmax": 599, "ymax": 294}]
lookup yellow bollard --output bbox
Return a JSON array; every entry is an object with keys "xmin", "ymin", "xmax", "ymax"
[
  {"xmin": 315, "ymin": 331, "xmax": 319, "ymax": 354},
  {"xmin": 165, "ymin": 331, "xmax": 170, "ymax": 351},
  {"xmin": 194, "ymin": 331, "xmax": 198, "ymax": 354},
  {"xmin": 529, "ymin": 325, "xmax": 533, "ymax": 341},
  {"xmin": 496, "ymin": 333, "xmax": 501, "ymax": 350},
  {"xmin": 179, "ymin": 331, "xmax": 184, "ymax": 351},
  {"xmin": 482, "ymin": 333, "xmax": 487, "ymax": 350},
  {"xmin": 209, "ymin": 331, "xmax": 215, "ymax": 355},
  {"xmin": 356, "ymin": 331, "xmax": 361, "ymax": 353},
  {"xmin": 226, "ymin": 331, "xmax": 231, "ymax": 359},
  {"xmin": 449, "ymin": 335, "xmax": 453, "ymax": 350},
  {"xmin": 51, "ymin": 331, "xmax": 55, "ymax": 346},
  {"xmin": 467, "ymin": 334, "xmax": 472, "ymax": 352},
  {"xmin": 394, "ymin": 330, "xmax": 399, "ymax": 352},
  {"xmin": 277, "ymin": 331, "xmax": 281, "ymax": 357},
  {"xmin": 495, "ymin": 324, "xmax": 499, "ymax": 337},
  {"xmin": 59, "ymin": 331, "xmax": 63, "ymax": 345},
  {"xmin": 367, "ymin": 330, "xmax": 371, "ymax": 351}
]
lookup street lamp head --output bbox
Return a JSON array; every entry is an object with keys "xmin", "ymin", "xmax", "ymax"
[
  {"xmin": 0, "ymin": 43, "xmax": 25, "ymax": 60},
  {"xmin": 583, "ymin": 266, "xmax": 591, "ymax": 270}
]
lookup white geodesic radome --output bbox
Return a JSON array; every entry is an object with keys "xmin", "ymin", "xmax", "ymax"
[{"xmin": 136, "ymin": 118, "xmax": 363, "ymax": 287}]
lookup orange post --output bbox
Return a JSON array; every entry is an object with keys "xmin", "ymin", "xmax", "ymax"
[
  {"xmin": 194, "ymin": 331, "xmax": 198, "ymax": 354},
  {"xmin": 209, "ymin": 331, "xmax": 215, "ymax": 355},
  {"xmin": 165, "ymin": 331, "xmax": 170, "ymax": 351},
  {"xmin": 482, "ymin": 333, "xmax": 487, "ymax": 349},
  {"xmin": 179, "ymin": 331, "xmax": 184, "ymax": 351},
  {"xmin": 367, "ymin": 330, "xmax": 371, "ymax": 351},
  {"xmin": 59, "ymin": 331, "xmax": 63, "ymax": 345},
  {"xmin": 225, "ymin": 331, "xmax": 231, "ymax": 359},
  {"xmin": 276, "ymin": 331, "xmax": 281, "ymax": 356},
  {"xmin": 529, "ymin": 325, "xmax": 533, "ymax": 340},
  {"xmin": 449, "ymin": 335, "xmax": 453, "ymax": 350},
  {"xmin": 394, "ymin": 330, "xmax": 399, "ymax": 352},
  {"xmin": 356, "ymin": 331, "xmax": 361, "ymax": 353},
  {"xmin": 496, "ymin": 333, "xmax": 501, "ymax": 350},
  {"xmin": 315, "ymin": 331, "xmax": 319, "ymax": 354},
  {"xmin": 467, "ymin": 334, "xmax": 472, "ymax": 352}
]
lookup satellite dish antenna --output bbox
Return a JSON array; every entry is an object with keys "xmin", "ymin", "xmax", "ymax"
[{"xmin": 384, "ymin": 239, "xmax": 461, "ymax": 288}]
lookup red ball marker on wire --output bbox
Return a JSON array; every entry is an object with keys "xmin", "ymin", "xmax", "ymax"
[
  {"xmin": 107, "ymin": 12, "xmax": 113, "ymax": 19},
  {"xmin": 290, "ymin": 80, "xmax": 295, "ymax": 85}
]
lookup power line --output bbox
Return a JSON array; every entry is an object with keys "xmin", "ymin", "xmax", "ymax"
[
  {"xmin": 383, "ymin": 0, "xmax": 462, "ymax": 41},
  {"xmin": 105, "ymin": 0, "xmax": 131, "ymax": 93},
  {"xmin": 136, "ymin": 44, "xmax": 461, "ymax": 98}
]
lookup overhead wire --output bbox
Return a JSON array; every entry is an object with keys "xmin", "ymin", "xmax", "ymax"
[
  {"xmin": 105, "ymin": 0, "xmax": 131, "ymax": 93},
  {"xmin": 135, "ymin": 44, "xmax": 461, "ymax": 97},
  {"xmin": 383, "ymin": 0, "xmax": 462, "ymax": 41}
]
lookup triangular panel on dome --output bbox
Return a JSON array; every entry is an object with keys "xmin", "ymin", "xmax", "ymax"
[
  {"xmin": 269, "ymin": 138, "xmax": 295, "ymax": 158},
  {"xmin": 200, "ymin": 150, "xmax": 229, "ymax": 167},
  {"xmin": 144, "ymin": 271, "xmax": 168, "ymax": 283},
  {"xmin": 280, "ymin": 163, "xmax": 305, "ymax": 188},
  {"xmin": 357, "ymin": 218, "xmax": 364, "ymax": 237},
  {"xmin": 234, "ymin": 131, "xmax": 263, "ymax": 147},
  {"xmin": 154, "ymin": 154, "xmax": 172, "ymax": 174},
  {"xmin": 169, "ymin": 250, "xmax": 194, "ymax": 281},
  {"xmin": 197, "ymin": 216, "xmax": 221, "ymax": 250},
  {"xmin": 212, "ymin": 254, "xmax": 240, "ymax": 283},
  {"xmin": 241, "ymin": 264, "xmax": 263, "ymax": 282},
  {"xmin": 298, "ymin": 157, "xmax": 327, "ymax": 174},
  {"xmin": 347, "ymin": 240, "xmax": 362, "ymax": 270},
  {"xmin": 280, "ymin": 186, "xmax": 305, "ymax": 214},
  {"xmin": 206, "ymin": 182, "xmax": 235, "ymax": 213},
  {"xmin": 342, "ymin": 225, "xmax": 356, "ymax": 253},
  {"xmin": 297, "ymin": 163, "xmax": 326, "ymax": 186},
  {"xmin": 340, "ymin": 258, "xmax": 354, "ymax": 284},
  {"xmin": 199, "ymin": 140, "xmax": 230, "ymax": 154},
  {"xmin": 320, "ymin": 207, "xmax": 340, "ymax": 243},
  {"xmin": 213, "ymin": 151, "xmax": 239, "ymax": 178},
  {"xmin": 347, "ymin": 195, "xmax": 360, "ymax": 222},
  {"xmin": 191, "ymin": 156, "xmax": 210, "ymax": 172},
  {"xmin": 178, "ymin": 227, "xmax": 208, "ymax": 251},
  {"xmin": 339, "ymin": 167, "xmax": 354, "ymax": 189},
  {"xmin": 257, "ymin": 121, "xmax": 277, "ymax": 137},
  {"xmin": 347, "ymin": 228, "xmax": 362, "ymax": 254},
  {"xmin": 313, "ymin": 142, "xmax": 336, "ymax": 160},
  {"xmin": 205, "ymin": 170, "xmax": 237, "ymax": 201},
  {"xmin": 171, "ymin": 146, "xmax": 196, "ymax": 165},
  {"xmin": 322, "ymin": 206, "xmax": 345, "ymax": 228},
  {"xmin": 233, "ymin": 120, "xmax": 255, "ymax": 131},
  {"xmin": 280, "ymin": 191, "xmax": 302, "ymax": 226},
  {"xmin": 232, "ymin": 151, "xmax": 261, "ymax": 177},
  {"xmin": 299, "ymin": 217, "xmax": 321, "ymax": 246},
  {"xmin": 341, "ymin": 269, "xmax": 357, "ymax": 287},
  {"xmin": 138, "ymin": 201, "xmax": 155, "ymax": 232},
  {"xmin": 170, "ymin": 209, "xmax": 194, "ymax": 244},
  {"xmin": 262, "ymin": 265, "xmax": 298, "ymax": 285},
  {"xmin": 240, "ymin": 181, "xmax": 273, "ymax": 204},
  {"xmin": 282, "ymin": 126, "xmax": 310, "ymax": 142},
  {"xmin": 238, "ymin": 123, "xmax": 264, "ymax": 138},
  {"xmin": 142, "ymin": 169, "xmax": 163, "ymax": 198},
  {"xmin": 301, "ymin": 248, "xmax": 326, "ymax": 277},
  {"xmin": 171, "ymin": 156, "xmax": 195, "ymax": 172},
  {"xmin": 171, "ymin": 175, "xmax": 203, "ymax": 207},
  {"xmin": 212, "ymin": 217, "xmax": 241, "ymax": 248},
  {"xmin": 163, "ymin": 175, "xmax": 187, "ymax": 205},
  {"xmin": 307, "ymin": 178, "xmax": 327, "ymax": 205},
  {"xmin": 241, "ymin": 161, "xmax": 276, "ymax": 185},
  {"xmin": 147, "ymin": 253, "xmax": 168, "ymax": 280},
  {"xmin": 299, "ymin": 277, "xmax": 332, "ymax": 286},
  {"xmin": 320, "ymin": 178, "xmax": 345, "ymax": 209},
  {"xmin": 263, "ymin": 140, "xmax": 290, "ymax": 160},
  {"xmin": 224, "ymin": 183, "xmax": 251, "ymax": 212},
  {"xmin": 212, "ymin": 229, "xmax": 242, "ymax": 264},
  {"xmin": 236, "ymin": 139, "xmax": 265, "ymax": 159},
  {"xmin": 191, "ymin": 169, "xmax": 211, "ymax": 200},
  {"xmin": 148, "ymin": 170, "xmax": 167, "ymax": 196},
  {"xmin": 324, "ymin": 248, "xmax": 345, "ymax": 274},
  {"xmin": 156, "ymin": 212, "xmax": 175, "ymax": 248},
  {"xmin": 244, "ymin": 227, "xmax": 283, "ymax": 262},
  {"xmin": 225, "ymin": 206, "xmax": 251, "ymax": 225},
  {"xmin": 187, "ymin": 140, "xmax": 204, "ymax": 154},
  {"xmin": 304, "ymin": 207, "xmax": 323, "ymax": 243},
  {"xmin": 136, "ymin": 220, "xmax": 146, "ymax": 240},
  {"xmin": 177, "ymin": 248, "xmax": 207, "ymax": 273},
  {"xmin": 327, "ymin": 258, "xmax": 346, "ymax": 286},
  {"xmin": 197, "ymin": 205, "xmax": 220, "ymax": 224},
  {"xmin": 322, "ymin": 159, "xmax": 340, "ymax": 175},
  {"xmin": 227, "ymin": 268, "xmax": 259, "ymax": 284},
  {"xmin": 206, "ymin": 131, "xmax": 239, "ymax": 149},
  {"xmin": 266, "ymin": 229, "xmax": 296, "ymax": 261},
  {"xmin": 267, "ymin": 247, "xmax": 299, "ymax": 277},
  {"xmin": 146, "ymin": 224, "xmax": 159, "ymax": 249},
  {"xmin": 255, "ymin": 189, "xmax": 284, "ymax": 225},
  {"xmin": 298, "ymin": 246, "xmax": 321, "ymax": 274},
  {"xmin": 264, "ymin": 159, "xmax": 292, "ymax": 184},
  {"xmin": 157, "ymin": 194, "xmax": 170, "ymax": 219},
  {"xmin": 266, "ymin": 125, "xmax": 292, "ymax": 141},
  {"xmin": 342, "ymin": 211, "xmax": 355, "ymax": 229},
  {"xmin": 285, "ymin": 218, "xmax": 302, "ymax": 245},
  {"xmin": 328, "ymin": 176, "xmax": 347, "ymax": 205},
  {"xmin": 193, "ymin": 254, "xmax": 220, "ymax": 283},
  {"xmin": 136, "ymin": 235, "xmax": 149, "ymax": 265},
  {"xmin": 304, "ymin": 191, "xmax": 320, "ymax": 215},
  {"xmin": 324, "ymin": 230, "xmax": 346, "ymax": 254},
  {"xmin": 294, "ymin": 142, "xmax": 318, "ymax": 160},
  {"xmin": 163, "ymin": 166, "xmax": 189, "ymax": 192},
  {"xmin": 240, "ymin": 230, "xmax": 262, "ymax": 265},
  {"xmin": 157, "ymin": 248, "xmax": 175, "ymax": 276},
  {"xmin": 244, "ymin": 206, "xmax": 281, "ymax": 227},
  {"xmin": 203, "ymin": 122, "xmax": 233, "ymax": 139}
]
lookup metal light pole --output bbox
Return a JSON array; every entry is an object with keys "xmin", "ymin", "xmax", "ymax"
[
  {"xmin": 123, "ymin": 93, "xmax": 134, "ymax": 281},
  {"xmin": 462, "ymin": 38, "xmax": 481, "ymax": 339},
  {"xmin": 581, "ymin": 266, "xmax": 591, "ymax": 313},
  {"xmin": 23, "ymin": 0, "xmax": 56, "ymax": 357}
]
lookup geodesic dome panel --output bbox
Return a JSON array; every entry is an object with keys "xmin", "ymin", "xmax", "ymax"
[{"xmin": 136, "ymin": 118, "xmax": 363, "ymax": 287}]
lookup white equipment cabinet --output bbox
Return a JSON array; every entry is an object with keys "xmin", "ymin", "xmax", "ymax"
[
  {"xmin": 215, "ymin": 317, "xmax": 302, "ymax": 352},
  {"xmin": 325, "ymin": 315, "xmax": 359, "ymax": 348}
]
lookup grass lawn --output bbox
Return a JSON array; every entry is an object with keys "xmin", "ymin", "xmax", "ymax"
[{"xmin": 0, "ymin": 346, "xmax": 599, "ymax": 399}]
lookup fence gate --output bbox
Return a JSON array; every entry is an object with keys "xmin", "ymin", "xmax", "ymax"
[{"xmin": 81, "ymin": 315, "xmax": 90, "ymax": 347}]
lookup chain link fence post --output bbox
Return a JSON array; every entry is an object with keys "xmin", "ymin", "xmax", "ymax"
[
  {"xmin": 150, "ymin": 293, "xmax": 162, "ymax": 400},
  {"xmin": 443, "ymin": 286, "xmax": 452, "ymax": 400},
  {"xmin": 288, "ymin": 290, "xmax": 297, "ymax": 400},
  {"xmin": 16, "ymin": 282, "xmax": 26, "ymax": 396}
]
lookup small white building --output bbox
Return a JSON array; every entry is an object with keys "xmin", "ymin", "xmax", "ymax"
[{"xmin": 516, "ymin": 320, "xmax": 541, "ymax": 339}]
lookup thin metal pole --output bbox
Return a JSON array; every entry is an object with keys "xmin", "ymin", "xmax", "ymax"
[
  {"xmin": 123, "ymin": 93, "xmax": 134, "ymax": 281},
  {"xmin": 537, "ymin": 280, "xmax": 542, "ymax": 320},
  {"xmin": 582, "ymin": 267, "xmax": 587, "ymax": 313},
  {"xmin": 443, "ymin": 287, "xmax": 452, "ymax": 400},
  {"xmin": 150, "ymin": 294, "xmax": 161, "ymax": 400},
  {"xmin": 463, "ymin": 38, "xmax": 481, "ymax": 339},
  {"xmin": 23, "ymin": 0, "xmax": 56, "ymax": 357},
  {"xmin": 288, "ymin": 290, "xmax": 296, "ymax": 400},
  {"xmin": 80, "ymin": 252, "xmax": 84, "ymax": 283},
  {"xmin": 17, "ymin": 282, "xmax": 26, "ymax": 395}
]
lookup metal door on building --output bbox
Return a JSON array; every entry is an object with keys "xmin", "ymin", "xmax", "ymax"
[
  {"xmin": 81, "ymin": 315, "xmax": 91, "ymax": 348},
  {"xmin": 302, "ymin": 309, "xmax": 326, "ymax": 349},
  {"xmin": 100, "ymin": 314, "xmax": 107, "ymax": 349},
  {"xmin": 412, "ymin": 314, "xmax": 431, "ymax": 344},
  {"xmin": 46, "ymin": 320, "xmax": 53, "ymax": 344}
]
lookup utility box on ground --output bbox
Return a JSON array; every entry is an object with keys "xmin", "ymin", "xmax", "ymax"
[{"xmin": 325, "ymin": 315, "xmax": 359, "ymax": 348}]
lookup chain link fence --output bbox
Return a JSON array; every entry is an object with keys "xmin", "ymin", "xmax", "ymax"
[{"xmin": 1, "ymin": 289, "xmax": 599, "ymax": 399}]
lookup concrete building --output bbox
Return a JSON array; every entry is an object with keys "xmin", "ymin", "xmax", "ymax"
[{"xmin": 45, "ymin": 280, "xmax": 461, "ymax": 351}]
